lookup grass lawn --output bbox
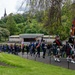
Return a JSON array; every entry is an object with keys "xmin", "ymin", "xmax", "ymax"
[{"xmin": 0, "ymin": 53, "xmax": 75, "ymax": 75}]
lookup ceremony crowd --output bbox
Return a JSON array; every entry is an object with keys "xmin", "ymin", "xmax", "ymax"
[{"xmin": 0, "ymin": 35, "xmax": 75, "ymax": 63}]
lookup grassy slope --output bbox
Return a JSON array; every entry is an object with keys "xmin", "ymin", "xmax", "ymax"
[{"xmin": 0, "ymin": 53, "xmax": 75, "ymax": 75}]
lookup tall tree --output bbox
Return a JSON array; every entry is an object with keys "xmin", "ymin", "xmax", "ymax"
[
  {"xmin": 0, "ymin": 27, "xmax": 10, "ymax": 41},
  {"xmin": 25, "ymin": 0, "xmax": 65, "ymax": 35},
  {"xmin": 6, "ymin": 13, "xmax": 16, "ymax": 35},
  {"xmin": 26, "ymin": 0, "xmax": 63, "ymax": 26},
  {"xmin": 1, "ymin": 28, "xmax": 10, "ymax": 41}
]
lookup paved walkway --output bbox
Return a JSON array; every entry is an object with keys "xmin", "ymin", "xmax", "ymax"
[{"xmin": 18, "ymin": 52, "xmax": 75, "ymax": 70}]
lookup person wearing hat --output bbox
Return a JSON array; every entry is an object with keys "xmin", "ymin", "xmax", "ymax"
[{"xmin": 53, "ymin": 35, "xmax": 62, "ymax": 46}]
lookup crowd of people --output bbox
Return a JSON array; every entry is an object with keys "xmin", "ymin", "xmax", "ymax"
[
  {"xmin": 0, "ymin": 35, "xmax": 75, "ymax": 63},
  {"xmin": 0, "ymin": 43, "xmax": 21, "ymax": 55}
]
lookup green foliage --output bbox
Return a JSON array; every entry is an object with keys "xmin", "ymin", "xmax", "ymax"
[
  {"xmin": 16, "ymin": 23, "xmax": 24, "ymax": 34},
  {"xmin": 1, "ymin": 28, "xmax": 10, "ymax": 39},
  {"xmin": 71, "ymin": 2, "xmax": 75, "ymax": 18},
  {"xmin": 0, "ymin": 27, "xmax": 10, "ymax": 41},
  {"xmin": 0, "ymin": 24, "xmax": 6, "ymax": 28},
  {"xmin": 6, "ymin": 14, "xmax": 17, "ymax": 35},
  {"xmin": 0, "ymin": 20, "xmax": 4, "ymax": 24},
  {"xmin": 34, "ymin": 11, "xmax": 44, "ymax": 22},
  {"xmin": 1, "ymin": 16, "xmax": 8, "ymax": 23},
  {"xmin": 16, "ymin": 19, "xmax": 48, "ymax": 35},
  {"xmin": 59, "ymin": 0, "xmax": 72, "ymax": 40},
  {"xmin": 55, "ymin": 25, "xmax": 69, "ymax": 40},
  {"xmin": 23, "ymin": 19, "xmax": 48, "ymax": 34},
  {"xmin": 13, "ymin": 14, "xmax": 24, "ymax": 24},
  {"xmin": 0, "ymin": 0, "xmax": 74, "ymax": 40},
  {"xmin": 45, "ymin": 0, "xmax": 73, "ymax": 40}
]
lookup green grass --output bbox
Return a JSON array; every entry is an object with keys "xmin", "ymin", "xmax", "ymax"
[{"xmin": 0, "ymin": 53, "xmax": 75, "ymax": 75}]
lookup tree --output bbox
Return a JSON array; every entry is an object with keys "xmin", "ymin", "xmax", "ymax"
[
  {"xmin": 1, "ymin": 28, "xmax": 10, "ymax": 41},
  {"xmin": 0, "ymin": 20, "xmax": 4, "ymax": 24},
  {"xmin": 13, "ymin": 14, "xmax": 24, "ymax": 24},
  {"xmin": 24, "ymin": 0, "xmax": 67, "ymax": 36},
  {"xmin": 22, "ymin": 19, "xmax": 48, "ymax": 34},
  {"xmin": 6, "ymin": 13, "xmax": 17, "ymax": 35},
  {"xmin": 25, "ymin": 0, "xmax": 64, "ymax": 26},
  {"xmin": 0, "ymin": 16, "xmax": 8, "ymax": 23},
  {"xmin": 0, "ymin": 27, "xmax": 10, "ymax": 41}
]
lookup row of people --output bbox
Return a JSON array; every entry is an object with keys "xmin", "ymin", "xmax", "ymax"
[
  {"xmin": 23, "ymin": 38, "xmax": 75, "ymax": 64},
  {"xmin": 0, "ymin": 36, "xmax": 75, "ymax": 63},
  {"xmin": 0, "ymin": 44, "xmax": 21, "ymax": 55},
  {"xmin": 52, "ymin": 35, "xmax": 75, "ymax": 63}
]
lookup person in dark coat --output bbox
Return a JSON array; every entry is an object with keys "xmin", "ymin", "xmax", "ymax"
[
  {"xmin": 8, "ymin": 44, "xmax": 13, "ymax": 54},
  {"xmin": 53, "ymin": 35, "xmax": 62, "ymax": 46},
  {"xmin": 3, "ymin": 44, "xmax": 7, "ymax": 52},
  {"xmin": 36, "ymin": 40, "xmax": 41, "ymax": 57},
  {"xmin": 47, "ymin": 43, "xmax": 52, "ymax": 56},
  {"xmin": 0, "ymin": 44, "xmax": 2, "ymax": 52},
  {"xmin": 68, "ymin": 35, "xmax": 74, "ymax": 44},
  {"xmin": 61, "ymin": 44, "xmax": 66, "ymax": 57},
  {"xmin": 26, "ymin": 44, "xmax": 29, "ymax": 55},
  {"xmin": 65, "ymin": 42, "xmax": 71, "ymax": 58},
  {"xmin": 32, "ymin": 42, "xmax": 36, "ymax": 55},
  {"xmin": 53, "ymin": 35, "xmax": 62, "ymax": 62},
  {"xmin": 14, "ymin": 43, "xmax": 18, "ymax": 55},
  {"xmin": 52, "ymin": 43, "xmax": 59, "ymax": 62},
  {"xmin": 21, "ymin": 45, "xmax": 25, "ymax": 55},
  {"xmin": 41, "ymin": 41, "xmax": 46, "ymax": 58},
  {"xmin": 65, "ymin": 41, "xmax": 75, "ymax": 63},
  {"xmin": 29, "ymin": 42, "xmax": 33, "ymax": 56}
]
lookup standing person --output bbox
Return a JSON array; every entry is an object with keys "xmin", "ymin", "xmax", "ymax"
[
  {"xmin": 61, "ymin": 44, "xmax": 66, "ymax": 57},
  {"xmin": 74, "ymin": 41, "xmax": 75, "ymax": 57},
  {"xmin": 47, "ymin": 43, "xmax": 52, "ymax": 56},
  {"xmin": 0, "ymin": 44, "xmax": 2, "ymax": 52},
  {"xmin": 65, "ymin": 41, "xmax": 75, "ymax": 63},
  {"xmin": 21, "ymin": 40, "xmax": 25, "ymax": 55},
  {"xmin": 14, "ymin": 43, "xmax": 18, "ymax": 55},
  {"xmin": 26, "ymin": 44, "xmax": 29, "ymax": 55},
  {"xmin": 12, "ymin": 44, "xmax": 15, "ymax": 54},
  {"xmin": 65, "ymin": 42, "xmax": 71, "ymax": 60},
  {"xmin": 21, "ymin": 45, "xmax": 25, "ymax": 55},
  {"xmin": 7, "ymin": 45, "xmax": 10, "ymax": 53},
  {"xmin": 18, "ymin": 45, "xmax": 21, "ymax": 52},
  {"xmin": 41, "ymin": 40, "xmax": 46, "ymax": 58},
  {"xmin": 68, "ymin": 35, "xmax": 74, "ymax": 45},
  {"xmin": 8, "ymin": 44, "xmax": 13, "ymax": 54},
  {"xmin": 36, "ymin": 40, "xmax": 41, "ymax": 57},
  {"xmin": 3, "ymin": 44, "xmax": 7, "ymax": 52},
  {"xmin": 32, "ymin": 42, "xmax": 35, "ymax": 55},
  {"xmin": 53, "ymin": 35, "xmax": 62, "ymax": 62},
  {"xmin": 29, "ymin": 42, "xmax": 33, "ymax": 56},
  {"xmin": 52, "ymin": 43, "xmax": 60, "ymax": 62},
  {"xmin": 29, "ymin": 42, "xmax": 36, "ymax": 56}
]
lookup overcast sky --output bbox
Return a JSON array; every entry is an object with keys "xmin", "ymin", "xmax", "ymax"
[{"xmin": 0, "ymin": 0, "xmax": 25, "ymax": 18}]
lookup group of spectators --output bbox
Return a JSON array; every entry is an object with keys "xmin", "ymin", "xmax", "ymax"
[
  {"xmin": 0, "ymin": 43, "xmax": 21, "ymax": 55},
  {"xmin": 0, "ymin": 35, "xmax": 75, "ymax": 63}
]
